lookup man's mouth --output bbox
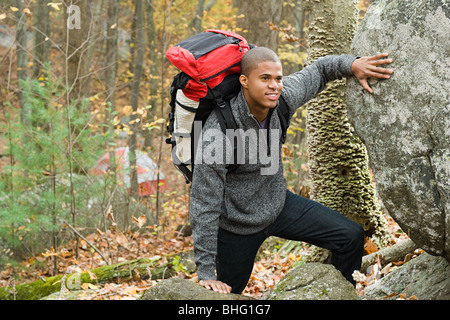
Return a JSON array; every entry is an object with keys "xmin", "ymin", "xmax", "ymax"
[{"xmin": 266, "ymin": 92, "xmax": 279, "ymax": 101}]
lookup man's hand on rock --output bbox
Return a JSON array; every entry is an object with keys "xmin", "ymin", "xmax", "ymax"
[
  {"xmin": 351, "ymin": 53, "xmax": 394, "ymax": 93},
  {"xmin": 199, "ymin": 279, "xmax": 231, "ymax": 294}
]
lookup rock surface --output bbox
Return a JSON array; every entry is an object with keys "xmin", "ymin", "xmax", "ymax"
[
  {"xmin": 140, "ymin": 277, "xmax": 254, "ymax": 300},
  {"xmin": 362, "ymin": 253, "xmax": 450, "ymax": 300},
  {"xmin": 265, "ymin": 263, "xmax": 357, "ymax": 300},
  {"xmin": 141, "ymin": 263, "xmax": 356, "ymax": 300},
  {"xmin": 346, "ymin": 0, "xmax": 450, "ymax": 261}
]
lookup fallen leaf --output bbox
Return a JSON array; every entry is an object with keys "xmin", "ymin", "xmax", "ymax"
[
  {"xmin": 121, "ymin": 286, "xmax": 137, "ymax": 295},
  {"xmin": 82, "ymin": 283, "xmax": 99, "ymax": 290},
  {"xmin": 88, "ymin": 271, "xmax": 97, "ymax": 280},
  {"xmin": 364, "ymin": 237, "xmax": 378, "ymax": 255},
  {"xmin": 132, "ymin": 215, "xmax": 147, "ymax": 229},
  {"xmin": 116, "ymin": 232, "xmax": 128, "ymax": 247},
  {"xmin": 105, "ymin": 205, "xmax": 117, "ymax": 226}
]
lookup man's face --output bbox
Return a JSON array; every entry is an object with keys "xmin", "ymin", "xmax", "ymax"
[{"xmin": 240, "ymin": 61, "xmax": 283, "ymax": 115}]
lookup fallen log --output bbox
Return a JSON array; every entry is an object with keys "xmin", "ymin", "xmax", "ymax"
[
  {"xmin": 360, "ymin": 238, "xmax": 419, "ymax": 272},
  {"xmin": 0, "ymin": 250, "xmax": 195, "ymax": 300}
]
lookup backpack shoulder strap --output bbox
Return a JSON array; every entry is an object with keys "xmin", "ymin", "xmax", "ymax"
[
  {"xmin": 213, "ymin": 99, "xmax": 239, "ymax": 172},
  {"xmin": 277, "ymin": 95, "xmax": 290, "ymax": 144}
]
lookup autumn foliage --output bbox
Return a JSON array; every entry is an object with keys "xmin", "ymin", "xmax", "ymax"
[{"xmin": 0, "ymin": 0, "xmax": 419, "ymax": 300}]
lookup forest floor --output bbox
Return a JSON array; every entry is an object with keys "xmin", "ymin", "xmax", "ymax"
[{"xmin": 0, "ymin": 205, "xmax": 421, "ymax": 300}]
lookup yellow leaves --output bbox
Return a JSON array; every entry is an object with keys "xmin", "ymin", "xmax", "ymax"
[
  {"xmin": 81, "ymin": 282, "xmax": 99, "ymax": 290},
  {"xmin": 120, "ymin": 105, "xmax": 133, "ymax": 116},
  {"xmin": 91, "ymin": 282, "xmax": 152, "ymax": 300},
  {"xmin": 144, "ymin": 117, "xmax": 165, "ymax": 131},
  {"xmin": 10, "ymin": 6, "xmax": 31, "ymax": 14},
  {"xmin": 47, "ymin": 2, "xmax": 62, "ymax": 11},
  {"xmin": 121, "ymin": 286, "xmax": 138, "ymax": 296},
  {"xmin": 0, "ymin": 13, "xmax": 6, "ymax": 20}
]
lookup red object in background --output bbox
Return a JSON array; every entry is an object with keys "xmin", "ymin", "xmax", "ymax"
[{"xmin": 92, "ymin": 147, "xmax": 168, "ymax": 197}]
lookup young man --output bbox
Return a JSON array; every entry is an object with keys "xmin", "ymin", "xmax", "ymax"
[{"xmin": 189, "ymin": 47, "xmax": 394, "ymax": 294}]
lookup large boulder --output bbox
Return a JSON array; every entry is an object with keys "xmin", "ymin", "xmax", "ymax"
[
  {"xmin": 140, "ymin": 278, "xmax": 254, "ymax": 300},
  {"xmin": 264, "ymin": 263, "xmax": 357, "ymax": 300},
  {"xmin": 346, "ymin": 0, "xmax": 450, "ymax": 262}
]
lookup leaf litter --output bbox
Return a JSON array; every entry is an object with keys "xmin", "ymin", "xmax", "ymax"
[{"xmin": 0, "ymin": 197, "xmax": 421, "ymax": 300}]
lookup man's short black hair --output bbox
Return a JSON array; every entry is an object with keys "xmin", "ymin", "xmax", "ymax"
[{"xmin": 240, "ymin": 47, "xmax": 281, "ymax": 77}]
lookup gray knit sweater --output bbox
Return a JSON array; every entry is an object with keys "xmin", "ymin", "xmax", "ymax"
[{"xmin": 189, "ymin": 54, "xmax": 357, "ymax": 281}]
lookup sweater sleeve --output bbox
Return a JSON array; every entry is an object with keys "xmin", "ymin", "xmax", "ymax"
[
  {"xmin": 281, "ymin": 54, "xmax": 357, "ymax": 117},
  {"xmin": 189, "ymin": 121, "xmax": 229, "ymax": 281}
]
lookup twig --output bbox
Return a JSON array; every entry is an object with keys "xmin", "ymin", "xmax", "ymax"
[{"xmin": 63, "ymin": 220, "xmax": 110, "ymax": 265}]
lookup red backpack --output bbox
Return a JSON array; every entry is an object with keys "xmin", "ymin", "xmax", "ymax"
[
  {"xmin": 165, "ymin": 30, "xmax": 289, "ymax": 183},
  {"xmin": 166, "ymin": 29, "xmax": 250, "ymax": 100}
]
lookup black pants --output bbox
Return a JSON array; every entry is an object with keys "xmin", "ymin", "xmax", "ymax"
[{"xmin": 216, "ymin": 190, "xmax": 365, "ymax": 294}]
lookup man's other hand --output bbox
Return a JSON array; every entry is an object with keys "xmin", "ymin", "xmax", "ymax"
[
  {"xmin": 351, "ymin": 53, "xmax": 394, "ymax": 93},
  {"xmin": 199, "ymin": 279, "xmax": 232, "ymax": 294}
]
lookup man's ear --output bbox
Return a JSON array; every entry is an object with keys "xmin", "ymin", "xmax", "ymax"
[{"xmin": 239, "ymin": 74, "xmax": 248, "ymax": 88}]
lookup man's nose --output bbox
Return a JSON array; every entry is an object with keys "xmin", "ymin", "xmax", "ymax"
[{"xmin": 268, "ymin": 79, "xmax": 279, "ymax": 89}]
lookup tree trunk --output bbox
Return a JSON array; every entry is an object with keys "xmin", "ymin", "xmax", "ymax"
[
  {"xmin": 105, "ymin": 0, "xmax": 119, "ymax": 178},
  {"xmin": 32, "ymin": 0, "xmax": 50, "ymax": 79},
  {"xmin": 14, "ymin": 0, "xmax": 30, "ymax": 126},
  {"xmin": 280, "ymin": 0, "xmax": 308, "ymax": 76},
  {"xmin": 144, "ymin": 0, "xmax": 158, "ymax": 149},
  {"xmin": 234, "ymin": 0, "xmax": 282, "ymax": 51},
  {"xmin": 188, "ymin": 0, "xmax": 218, "ymax": 35},
  {"xmin": 304, "ymin": 0, "xmax": 390, "ymax": 247},
  {"xmin": 128, "ymin": 0, "xmax": 146, "ymax": 201},
  {"xmin": 0, "ymin": 251, "xmax": 195, "ymax": 300},
  {"xmin": 64, "ymin": 0, "xmax": 92, "ymax": 105}
]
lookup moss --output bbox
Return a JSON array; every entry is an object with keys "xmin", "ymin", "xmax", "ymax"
[{"xmin": 0, "ymin": 254, "xmax": 182, "ymax": 300}]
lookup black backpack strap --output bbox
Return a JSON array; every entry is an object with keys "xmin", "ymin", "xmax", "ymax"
[
  {"xmin": 277, "ymin": 95, "xmax": 290, "ymax": 144},
  {"xmin": 213, "ymin": 98, "xmax": 239, "ymax": 172}
]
